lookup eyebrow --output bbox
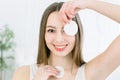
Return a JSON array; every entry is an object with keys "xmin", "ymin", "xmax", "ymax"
[
  {"xmin": 46, "ymin": 25, "xmax": 64, "ymax": 30},
  {"xmin": 46, "ymin": 25, "xmax": 56, "ymax": 29}
]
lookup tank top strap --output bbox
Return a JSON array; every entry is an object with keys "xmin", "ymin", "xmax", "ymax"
[
  {"xmin": 30, "ymin": 64, "xmax": 38, "ymax": 80},
  {"xmin": 75, "ymin": 64, "xmax": 86, "ymax": 80}
]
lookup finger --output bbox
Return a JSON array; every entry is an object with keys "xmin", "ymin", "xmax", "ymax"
[
  {"xmin": 44, "ymin": 66, "xmax": 60, "ymax": 78},
  {"xmin": 47, "ymin": 71, "xmax": 58, "ymax": 77},
  {"xmin": 66, "ymin": 1, "xmax": 75, "ymax": 15},
  {"xmin": 59, "ymin": 3, "xmax": 70, "ymax": 24},
  {"xmin": 46, "ymin": 66, "xmax": 59, "ymax": 74},
  {"xmin": 65, "ymin": 6, "xmax": 75, "ymax": 20},
  {"xmin": 43, "ymin": 65, "xmax": 59, "ymax": 74},
  {"xmin": 59, "ymin": 10, "xmax": 69, "ymax": 25},
  {"xmin": 46, "ymin": 69, "xmax": 59, "ymax": 76},
  {"xmin": 63, "ymin": 2, "xmax": 73, "ymax": 23}
]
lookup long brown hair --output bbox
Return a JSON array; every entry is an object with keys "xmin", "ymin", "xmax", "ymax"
[{"xmin": 37, "ymin": 2, "xmax": 85, "ymax": 66}]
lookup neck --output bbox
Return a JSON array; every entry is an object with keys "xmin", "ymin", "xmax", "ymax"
[{"xmin": 48, "ymin": 53, "xmax": 77, "ymax": 70}]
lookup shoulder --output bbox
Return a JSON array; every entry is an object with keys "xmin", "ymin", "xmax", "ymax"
[{"xmin": 13, "ymin": 65, "xmax": 30, "ymax": 80}]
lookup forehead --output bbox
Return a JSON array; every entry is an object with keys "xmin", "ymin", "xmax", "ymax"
[{"xmin": 46, "ymin": 11, "xmax": 63, "ymax": 28}]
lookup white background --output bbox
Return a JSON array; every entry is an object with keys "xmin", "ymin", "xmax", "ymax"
[{"xmin": 0, "ymin": 0, "xmax": 120, "ymax": 80}]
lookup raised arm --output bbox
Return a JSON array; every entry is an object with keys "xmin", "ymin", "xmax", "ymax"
[
  {"xmin": 85, "ymin": 35, "xmax": 120, "ymax": 80},
  {"xmin": 59, "ymin": 0, "xmax": 120, "ymax": 24},
  {"xmin": 87, "ymin": 0, "xmax": 120, "ymax": 23}
]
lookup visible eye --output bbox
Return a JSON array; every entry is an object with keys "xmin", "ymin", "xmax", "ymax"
[{"xmin": 47, "ymin": 29, "xmax": 55, "ymax": 33}]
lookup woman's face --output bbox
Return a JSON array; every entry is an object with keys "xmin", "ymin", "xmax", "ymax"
[{"xmin": 45, "ymin": 11, "xmax": 75, "ymax": 57}]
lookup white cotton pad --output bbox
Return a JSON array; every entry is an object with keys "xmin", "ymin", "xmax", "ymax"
[
  {"xmin": 64, "ymin": 21, "xmax": 78, "ymax": 36},
  {"xmin": 55, "ymin": 66, "xmax": 64, "ymax": 78}
]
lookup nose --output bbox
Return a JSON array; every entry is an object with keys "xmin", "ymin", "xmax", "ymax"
[{"xmin": 54, "ymin": 31, "xmax": 64, "ymax": 43}]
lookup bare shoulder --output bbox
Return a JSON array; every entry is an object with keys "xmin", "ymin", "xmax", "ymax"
[{"xmin": 13, "ymin": 65, "xmax": 30, "ymax": 80}]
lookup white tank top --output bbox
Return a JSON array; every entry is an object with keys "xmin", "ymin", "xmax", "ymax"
[{"xmin": 30, "ymin": 64, "xmax": 86, "ymax": 80}]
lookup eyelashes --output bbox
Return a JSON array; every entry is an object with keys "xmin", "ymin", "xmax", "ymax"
[
  {"xmin": 47, "ymin": 29, "xmax": 56, "ymax": 33},
  {"xmin": 46, "ymin": 28, "xmax": 65, "ymax": 34}
]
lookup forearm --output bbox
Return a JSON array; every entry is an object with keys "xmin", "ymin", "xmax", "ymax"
[{"xmin": 86, "ymin": 0, "xmax": 120, "ymax": 23}]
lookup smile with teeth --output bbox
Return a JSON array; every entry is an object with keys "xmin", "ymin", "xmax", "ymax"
[{"xmin": 54, "ymin": 44, "xmax": 67, "ymax": 51}]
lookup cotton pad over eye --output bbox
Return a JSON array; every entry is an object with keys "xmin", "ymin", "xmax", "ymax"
[
  {"xmin": 64, "ymin": 21, "xmax": 78, "ymax": 36},
  {"xmin": 55, "ymin": 66, "xmax": 64, "ymax": 78}
]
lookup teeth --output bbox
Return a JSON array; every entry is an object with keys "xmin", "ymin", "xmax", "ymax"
[{"xmin": 55, "ymin": 46, "xmax": 66, "ymax": 48}]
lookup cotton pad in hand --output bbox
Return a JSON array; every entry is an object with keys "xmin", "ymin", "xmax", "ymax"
[
  {"xmin": 64, "ymin": 21, "xmax": 78, "ymax": 36},
  {"xmin": 55, "ymin": 66, "xmax": 64, "ymax": 78}
]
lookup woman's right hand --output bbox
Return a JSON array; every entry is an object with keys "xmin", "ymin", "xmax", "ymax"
[
  {"xmin": 33, "ymin": 65, "xmax": 59, "ymax": 80},
  {"xmin": 59, "ymin": 0, "xmax": 89, "ymax": 24},
  {"xmin": 59, "ymin": 0, "xmax": 95, "ymax": 24}
]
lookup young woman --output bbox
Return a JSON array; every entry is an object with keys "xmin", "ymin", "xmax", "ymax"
[
  {"xmin": 13, "ymin": 1, "xmax": 120, "ymax": 80},
  {"xmin": 13, "ymin": 2, "xmax": 85, "ymax": 80}
]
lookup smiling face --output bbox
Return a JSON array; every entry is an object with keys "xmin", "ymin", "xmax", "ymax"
[{"xmin": 45, "ymin": 11, "xmax": 75, "ymax": 57}]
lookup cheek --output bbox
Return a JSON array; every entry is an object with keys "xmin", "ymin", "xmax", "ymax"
[
  {"xmin": 45, "ymin": 33, "xmax": 54, "ymax": 43},
  {"xmin": 68, "ymin": 37, "xmax": 76, "ymax": 49},
  {"xmin": 65, "ymin": 36, "xmax": 75, "ymax": 43},
  {"xmin": 70, "ymin": 38, "xmax": 75, "ymax": 46}
]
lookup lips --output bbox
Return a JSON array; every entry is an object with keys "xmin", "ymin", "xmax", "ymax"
[{"xmin": 54, "ymin": 44, "xmax": 67, "ymax": 51}]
